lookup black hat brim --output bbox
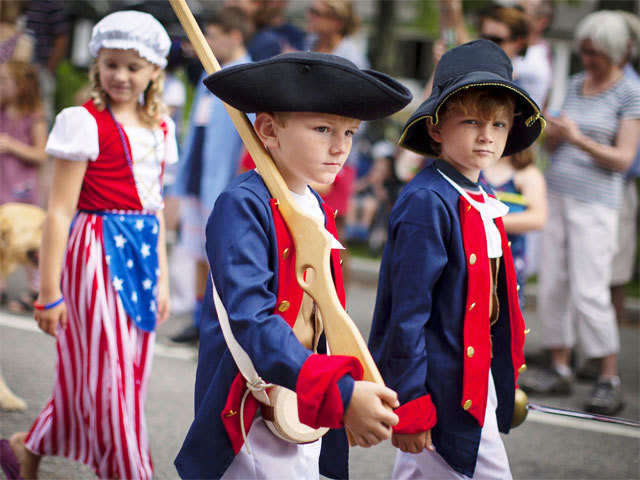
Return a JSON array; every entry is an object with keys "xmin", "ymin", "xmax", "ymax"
[
  {"xmin": 399, "ymin": 71, "xmax": 545, "ymax": 157},
  {"xmin": 203, "ymin": 53, "xmax": 412, "ymax": 121}
]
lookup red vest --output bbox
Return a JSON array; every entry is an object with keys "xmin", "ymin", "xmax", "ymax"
[
  {"xmin": 78, "ymin": 100, "xmax": 167, "ymax": 211},
  {"xmin": 459, "ymin": 194, "xmax": 526, "ymax": 426}
]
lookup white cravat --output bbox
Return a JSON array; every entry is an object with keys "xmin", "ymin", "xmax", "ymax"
[{"xmin": 438, "ymin": 169, "xmax": 509, "ymax": 258}]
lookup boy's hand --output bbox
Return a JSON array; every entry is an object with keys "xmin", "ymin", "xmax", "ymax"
[
  {"xmin": 392, "ymin": 430, "xmax": 434, "ymax": 454},
  {"xmin": 343, "ymin": 381, "xmax": 399, "ymax": 447}
]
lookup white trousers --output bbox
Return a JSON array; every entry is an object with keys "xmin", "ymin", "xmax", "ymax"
[
  {"xmin": 392, "ymin": 372, "xmax": 511, "ymax": 480},
  {"xmin": 222, "ymin": 413, "xmax": 321, "ymax": 479},
  {"xmin": 611, "ymin": 180, "xmax": 638, "ymax": 286},
  {"xmin": 538, "ymin": 193, "xmax": 619, "ymax": 357}
]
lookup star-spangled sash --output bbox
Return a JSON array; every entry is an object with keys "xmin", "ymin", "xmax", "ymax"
[{"xmin": 100, "ymin": 211, "xmax": 159, "ymax": 331}]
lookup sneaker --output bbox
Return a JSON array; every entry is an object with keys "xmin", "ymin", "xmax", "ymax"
[
  {"xmin": 585, "ymin": 379, "xmax": 624, "ymax": 415},
  {"xmin": 519, "ymin": 367, "xmax": 573, "ymax": 395},
  {"xmin": 170, "ymin": 324, "xmax": 199, "ymax": 344}
]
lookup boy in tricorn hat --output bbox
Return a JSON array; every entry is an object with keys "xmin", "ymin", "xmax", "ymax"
[
  {"xmin": 174, "ymin": 52, "xmax": 412, "ymax": 479},
  {"xmin": 368, "ymin": 39, "xmax": 545, "ymax": 478}
]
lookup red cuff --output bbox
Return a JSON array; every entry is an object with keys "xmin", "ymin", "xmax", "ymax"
[
  {"xmin": 392, "ymin": 395, "xmax": 438, "ymax": 434},
  {"xmin": 297, "ymin": 354, "xmax": 364, "ymax": 429}
]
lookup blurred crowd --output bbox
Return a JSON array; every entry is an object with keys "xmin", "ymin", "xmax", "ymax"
[{"xmin": 1, "ymin": 0, "xmax": 639, "ymax": 415}]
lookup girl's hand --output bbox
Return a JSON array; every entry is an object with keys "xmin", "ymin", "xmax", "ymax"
[
  {"xmin": 392, "ymin": 430, "xmax": 434, "ymax": 454},
  {"xmin": 34, "ymin": 294, "xmax": 68, "ymax": 337},
  {"xmin": 156, "ymin": 276, "xmax": 170, "ymax": 324}
]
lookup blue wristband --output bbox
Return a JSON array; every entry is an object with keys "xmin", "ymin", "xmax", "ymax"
[{"xmin": 34, "ymin": 296, "xmax": 65, "ymax": 311}]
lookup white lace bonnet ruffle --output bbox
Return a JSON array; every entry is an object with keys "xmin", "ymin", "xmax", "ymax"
[{"xmin": 89, "ymin": 10, "xmax": 171, "ymax": 68}]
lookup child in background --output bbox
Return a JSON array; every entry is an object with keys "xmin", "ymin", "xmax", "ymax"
[
  {"xmin": 1, "ymin": 11, "xmax": 177, "ymax": 480},
  {"xmin": 175, "ymin": 51, "xmax": 412, "ymax": 479},
  {"xmin": 480, "ymin": 147, "xmax": 547, "ymax": 303},
  {"xmin": 0, "ymin": 60, "xmax": 47, "ymax": 313},
  {"xmin": 369, "ymin": 40, "xmax": 544, "ymax": 479}
]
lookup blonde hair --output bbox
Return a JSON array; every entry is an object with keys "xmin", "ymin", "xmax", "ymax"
[
  {"xmin": 324, "ymin": 0, "xmax": 360, "ymax": 37},
  {"xmin": 428, "ymin": 87, "xmax": 516, "ymax": 156},
  {"xmin": 88, "ymin": 59, "xmax": 167, "ymax": 128},
  {"xmin": 4, "ymin": 61, "xmax": 42, "ymax": 115}
]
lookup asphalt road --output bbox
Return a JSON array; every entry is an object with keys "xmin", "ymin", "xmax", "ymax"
[{"xmin": 1, "ymin": 280, "xmax": 638, "ymax": 479}]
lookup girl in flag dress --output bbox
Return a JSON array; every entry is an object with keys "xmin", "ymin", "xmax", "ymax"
[{"xmin": 1, "ymin": 11, "xmax": 177, "ymax": 480}]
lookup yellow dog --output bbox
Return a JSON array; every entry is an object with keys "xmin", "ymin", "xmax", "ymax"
[{"xmin": 0, "ymin": 202, "xmax": 46, "ymax": 411}]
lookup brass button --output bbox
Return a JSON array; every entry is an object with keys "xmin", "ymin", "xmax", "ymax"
[
  {"xmin": 339, "ymin": 258, "xmax": 343, "ymax": 265},
  {"xmin": 466, "ymin": 346, "xmax": 474, "ymax": 358},
  {"xmin": 517, "ymin": 284, "xmax": 521, "ymax": 292},
  {"xmin": 469, "ymin": 253, "xmax": 477, "ymax": 265},
  {"xmin": 278, "ymin": 300, "xmax": 290, "ymax": 312},
  {"xmin": 463, "ymin": 399, "xmax": 472, "ymax": 410},
  {"xmin": 334, "ymin": 209, "xmax": 339, "ymax": 219},
  {"xmin": 282, "ymin": 248, "xmax": 290, "ymax": 260},
  {"xmin": 468, "ymin": 302, "xmax": 476, "ymax": 312},
  {"xmin": 224, "ymin": 409, "xmax": 237, "ymax": 418},
  {"xmin": 466, "ymin": 204, "xmax": 472, "ymax": 212},
  {"xmin": 518, "ymin": 364, "xmax": 527, "ymax": 373},
  {"xmin": 508, "ymin": 241, "xmax": 512, "ymax": 247},
  {"xmin": 524, "ymin": 328, "xmax": 531, "ymax": 335}
]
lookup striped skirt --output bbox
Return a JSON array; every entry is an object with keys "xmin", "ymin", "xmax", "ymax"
[{"xmin": 24, "ymin": 212, "xmax": 155, "ymax": 479}]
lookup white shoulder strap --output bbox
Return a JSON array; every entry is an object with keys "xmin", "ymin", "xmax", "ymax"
[{"xmin": 210, "ymin": 273, "xmax": 271, "ymax": 405}]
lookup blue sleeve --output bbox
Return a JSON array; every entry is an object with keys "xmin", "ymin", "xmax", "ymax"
[
  {"xmin": 379, "ymin": 188, "xmax": 450, "ymax": 403},
  {"xmin": 205, "ymin": 188, "xmax": 311, "ymax": 391}
]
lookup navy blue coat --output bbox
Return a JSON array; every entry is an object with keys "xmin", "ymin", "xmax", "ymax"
[
  {"xmin": 174, "ymin": 171, "xmax": 352, "ymax": 479},
  {"xmin": 368, "ymin": 161, "xmax": 525, "ymax": 477}
]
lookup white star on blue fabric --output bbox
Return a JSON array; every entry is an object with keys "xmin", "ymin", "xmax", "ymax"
[
  {"xmin": 126, "ymin": 259, "xmax": 134, "ymax": 269},
  {"xmin": 152, "ymin": 223, "xmax": 158, "ymax": 234},
  {"xmin": 113, "ymin": 276, "xmax": 123, "ymax": 291},
  {"xmin": 131, "ymin": 291, "xmax": 138, "ymax": 303},
  {"xmin": 135, "ymin": 219, "xmax": 145, "ymax": 231},
  {"xmin": 149, "ymin": 300, "xmax": 156, "ymax": 312},
  {"xmin": 141, "ymin": 243, "xmax": 151, "ymax": 258},
  {"xmin": 114, "ymin": 235, "xmax": 127, "ymax": 248},
  {"xmin": 142, "ymin": 278, "xmax": 152, "ymax": 290},
  {"xmin": 106, "ymin": 255, "xmax": 111, "ymax": 265}
]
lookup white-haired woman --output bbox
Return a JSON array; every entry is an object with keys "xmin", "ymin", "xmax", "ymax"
[{"xmin": 523, "ymin": 11, "xmax": 640, "ymax": 415}]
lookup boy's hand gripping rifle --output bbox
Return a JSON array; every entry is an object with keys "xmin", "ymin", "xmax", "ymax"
[{"xmin": 169, "ymin": 0, "xmax": 387, "ymax": 444}]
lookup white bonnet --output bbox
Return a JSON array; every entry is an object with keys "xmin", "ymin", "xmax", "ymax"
[{"xmin": 89, "ymin": 10, "xmax": 171, "ymax": 68}]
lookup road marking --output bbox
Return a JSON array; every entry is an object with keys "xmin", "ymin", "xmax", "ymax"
[
  {"xmin": 526, "ymin": 410, "xmax": 639, "ymax": 438},
  {"xmin": 0, "ymin": 311, "xmax": 196, "ymax": 361}
]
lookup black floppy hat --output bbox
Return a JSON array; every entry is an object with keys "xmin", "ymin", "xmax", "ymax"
[
  {"xmin": 399, "ymin": 39, "xmax": 545, "ymax": 157},
  {"xmin": 203, "ymin": 51, "xmax": 412, "ymax": 121}
]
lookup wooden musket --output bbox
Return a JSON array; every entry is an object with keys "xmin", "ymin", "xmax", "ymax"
[{"xmin": 169, "ymin": 0, "xmax": 385, "ymax": 399}]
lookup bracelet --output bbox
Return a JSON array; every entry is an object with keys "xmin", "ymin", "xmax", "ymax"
[{"xmin": 33, "ymin": 296, "xmax": 64, "ymax": 311}]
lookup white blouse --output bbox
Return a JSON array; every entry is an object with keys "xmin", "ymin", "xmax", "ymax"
[{"xmin": 45, "ymin": 106, "xmax": 178, "ymax": 210}]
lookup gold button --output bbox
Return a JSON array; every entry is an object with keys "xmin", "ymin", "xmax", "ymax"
[
  {"xmin": 469, "ymin": 253, "xmax": 477, "ymax": 265},
  {"xmin": 339, "ymin": 258, "xmax": 343, "ymax": 265},
  {"xmin": 466, "ymin": 346, "xmax": 474, "ymax": 358},
  {"xmin": 282, "ymin": 248, "xmax": 290, "ymax": 260},
  {"xmin": 466, "ymin": 205, "xmax": 472, "ymax": 212},
  {"xmin": 524, "ymin": 328, "xmax": 531, "ymax": 335},
  {"xmin": 508, "ymin": 241, "xmax": 512, "ymax": 247},
  {"xmin": 334, "ymin": 209, "xmax": 339, "ymax": 219},
  {"xmin": 278, "ymin": 300, "xmax": 290, "ymax": 312},
  {"xmin": 224, "ymin": 409, "xmax": 237, "ymax": 418},
  {"xmin": 463, "ymin": 399, "xmax": 472, "ymax": 410},
  {"xmin": 518, "ymin": 364, "xmax": 527, "ymax": 373},
  {"xmin": 517, "ymin": 284, "xmax": 521, "ymax": 292},
  {"xmin": 468, "ymin": 302, "xmax": 476, "ymax": 312}
]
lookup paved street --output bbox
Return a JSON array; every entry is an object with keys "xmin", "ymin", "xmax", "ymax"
[{"xmin": 1, "ymin": 276, "xmax": 638, "ymax": 479}]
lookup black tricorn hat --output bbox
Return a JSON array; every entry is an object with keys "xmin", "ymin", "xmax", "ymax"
[
  {"xmin": 399, "ymin": 39, "xmax": 545, "ymax": 157},
  {"xmin": 203, "ymin": 51, "xmax": 412, "ymax": 121}
]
